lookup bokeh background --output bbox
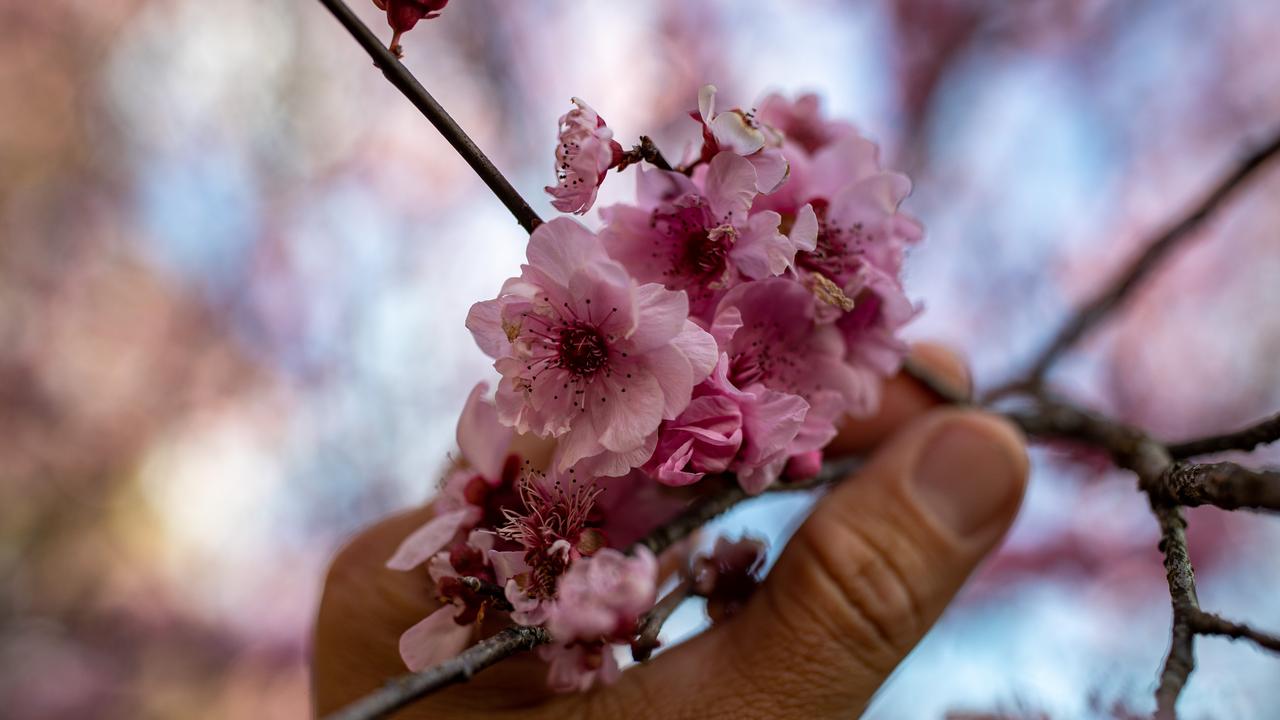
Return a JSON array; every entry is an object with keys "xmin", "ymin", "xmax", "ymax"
[{"xmin": 4, "ymin": 1, "xmax": 1280, "ymax": 717}]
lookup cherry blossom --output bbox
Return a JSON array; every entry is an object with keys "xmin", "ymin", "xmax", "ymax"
[
  {"xmin": 600, "ymin": 152, "xmax": 815, "ymax": 320},
  {"xmin": 645, "ymin": 354, "xmax": 810, "ymax": 493},
  {"xmin": 468, "ymin": 218, "xmax": 717, "ymax": 475},
  {"xmin": 693, "ymin": 85, "xmax": 790, "ymax": 193},
  {"xmin": 545, "ymin": 98, "xmax": 623, "ymax": 214},
  {"xmin": 692, "ymin": 536, "xmax": 768, "ymax": 623}
]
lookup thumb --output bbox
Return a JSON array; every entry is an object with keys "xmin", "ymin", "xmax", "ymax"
[{"xmin": 699, "ymin": 409, "xmax": 1028, "ymax": 718}]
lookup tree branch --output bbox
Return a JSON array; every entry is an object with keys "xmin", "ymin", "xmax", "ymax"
[
  {"xmin": 1190, "ymin": 611, "xmax": 1280, "ymax": 654},
  {"xmin": 617, "ymin": 136, "xmax": 675, "ymax": 172},
  {"xmin": 1156, "ymin": 462, "xmax": 1280, "ymax": 512},
  {"xmin": 315, "ymin": 0, "xmax": 544, "ymax": 234},
  {"xmin": 1151, "ymin": 502, "xmax": 1198, "ymax": 720},
  {"xmin": 635, "ymin": 455, "xmax": 861, "ymax": 556},
  {"xmin": 987, "ymin": 130, "xmax": 1280, "ymax": 398},
  {"xmin": 1168, "ymin": 412, "xmax": 1280, "ymax": 459},
  {"xmin": 631, "ymin": 579, "xmax": 696, "ymax": 661},
  {"xmin": 322, "ymin": 625, "xmax": 551, "ymax": 720},
  {"xmin": 459, "ymin": 576, "xmax": 515, "ymax": 611}
]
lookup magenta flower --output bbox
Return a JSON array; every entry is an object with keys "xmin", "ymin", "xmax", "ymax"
[
  {"xmin": 692, "ymin": 536, "xmax": 768, "ymax": 623},
  {"xmin": 545, "ymin": 98, "xmax": 623, "ymax": 214},
  {"xmin": 545, "ymin": 547, "xmax": 658, "ymax": 643},
  {"xmin": 693, "ymin": 85, "xmax": 790, "ymax": 193},
  {"xmin": 467, "ymin": 218, "xmax": 717, "ymax": 475},
  {"xmin": 601, "ymin": 152, "xmax": 815, "ymax": 320},
  {"xmin": 372, "ymin": 0, "xmax": 449, "ymax": 57},
  {"xmin": 645, "ymin": 354, "xmax": 811, "ymax": 493},
  {"xmin": 498, "ymin": 470, "xmax": 605, "ymax": 607}
]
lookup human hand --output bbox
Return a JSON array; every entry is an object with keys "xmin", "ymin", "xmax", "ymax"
[{"xmin": 313, "ymin": 344, "xmax": 1028, "ymax": 719}]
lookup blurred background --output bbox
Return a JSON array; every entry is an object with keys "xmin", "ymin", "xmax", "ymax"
[{"xmin": 3, "ymin": 0, "xmax": 1280, "ymax": 717}]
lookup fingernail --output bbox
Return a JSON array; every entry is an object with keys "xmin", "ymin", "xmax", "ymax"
[{"xmin": 913, "ymin": 415, "xmax": 1026, "ymax": 537}]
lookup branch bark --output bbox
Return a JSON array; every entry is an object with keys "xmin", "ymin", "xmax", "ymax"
[
  {"xmin": 1190, "ymin": 611, "xmax": 1280, "ymax": 654},
  {"xmin": 1156, "ymin": 462, "xmax": 1280, "ymax": 512},
  {"xmin": 632, "ymin": 579, "xmax": 696, "ymax": 661},
  {"xmin": 315, "ymin": 0, "xmax": 544, "ymax": 234},
  {"xmin": 1168, "ymin": 412, "xmax": 1280, "ymax": 459},
  {"xmin": 635, "ymin": 455, "xmax": 861, "ymax": 556}
]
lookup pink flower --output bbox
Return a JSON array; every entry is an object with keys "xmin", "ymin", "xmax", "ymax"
[
  {"xmin": 538, "ymin": 642, "xmax": 620, "ymax": 693},
  {"xmin": 748, "ymin": 95, "xmax": 923, "ymax": 398},
  {"xmin": 372, "ymin": 0, "xmax": 448, "ymax": 57},
  {"xmin": 711, "ymin": 277, "xmax": 874, "ymax": 417},
  {"xmin": 545, "ymin": 98, "xmax": 623, "ymax": 214},
  {"xmin": 467, "ymin": 218, "xmax": 717, "ymax": 475},
  {"xmin": 498, "ymin": 470, "xmax": 605, "ymax": 606},
  {"xmin": 545, "ymin": 547, "xmax": 658, "ymax": 643},
  {"xmin": 693, "ymin": 85, "xmax": 790, "ymax": 193},
  {"xmin": 756, "ymin": 92, "xmax": 858, "ymax": 157},
  {"xmin": 600, "ymin": 152, "xmax": 816, "ymax": 320},
  {"xmin": 645, "ymin": 355, "xmax": 811, "ymax": 493},
  {"xmin": 692, "ymin": 536, "xmax": 767, "ymax": 623}
]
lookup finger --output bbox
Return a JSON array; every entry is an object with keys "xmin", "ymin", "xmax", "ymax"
[
  {"xmin": 827, "ymin": 342, "xmax": 972, "ymax": 457},
  {"xmin": 618, "ymin": 409, "xmax": 1027, "ymax": 719}
]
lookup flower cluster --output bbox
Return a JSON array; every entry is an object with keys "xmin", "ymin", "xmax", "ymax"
[{"xmin": 390, "ymin": 86, "xmax": 921, "ymax": 692}]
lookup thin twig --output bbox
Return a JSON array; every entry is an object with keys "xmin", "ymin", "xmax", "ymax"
[
  {"xmin": 458, "ymin": 576, "xmax": 515, "ymax": 611},
  {"xmin": 314, "ymin": 0, "xmax": 543, "ymax": 234},
  {"xmin": 617, "ymin": 135, "xmax": 675, "ymax": 172},
  {"xmin": 1190, "ymin": 611, "xmax": 1280, "ymax": 654},
  {"xmin": 632, "ymin": 579, "xmax": 696, "ymax": 661},
  {"xmin": 987, "ymin": 130, "xmax": 1280, "ymax": 399},
  {"xmin": 1168, "ymin": 412, "xmax": 1280, "ymax": 459},
  {"xmin": 323, "ymin": 625, "xmax": 551, "ymax": 720},
  {"xmin": 635, "ymin": 456, "xmax": 861, "ymax": 556}
]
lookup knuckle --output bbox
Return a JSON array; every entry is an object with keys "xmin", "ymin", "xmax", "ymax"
[{"xmin": 789, "ymin": 513, "xmax": 926, "ymax": 673}]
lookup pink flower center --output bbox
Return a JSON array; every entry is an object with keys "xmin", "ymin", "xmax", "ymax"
[
  {"xmin": 680, "ymin": 228, "xmax": 731, "ymax": 280},
  {"xmin": 794, "ymin": 203, "xmax": 867, "ymax": 283},
  {"xmin": 653, "ymin": 201, "xmax": 731, "ymax": 287},
  {"xmin": 557, "ymin": 322, "xmax": 609, "ymax": 377}
]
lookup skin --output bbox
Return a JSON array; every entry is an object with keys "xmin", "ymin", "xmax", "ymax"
[{"xmin": 313, "ymin": 344, "xmax": 1030, "ymax": 719}]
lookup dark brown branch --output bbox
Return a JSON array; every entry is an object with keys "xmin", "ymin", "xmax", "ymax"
[
  {"xmin": 1190, "ymin": 611, "xmax": 1280, "ymax": 654},
  {"xmin": 323, "ymin": 625, "xmax": 551, "ymax": 720},
  {"xmin": 1156, "ymin": 462, "xmax": 1280, "ymax": 512},
  {"xmin": 631, "ymin": 579, "xmax": 696, "ymax": 661},
  {"xmin": 1151, "ymin": 503, "xmax": 1198, "ymax": 720},
  {"xmin": 617, "ymin": 135, "xmax": 675, "ymax": 172},
  {"xmin": 990, "ymin": 130, "xmax": 1280, "ymax": 397},
  {"xmin": 1168, "ymin": 412, "xmax": 1280, "ymax": 459},
  {"xmin": 635, "ymin": 455, "xmax": 861, "ymax": 556},
  {"xmin": 459, "ymin": 576, "xmax": 515, "ymax": 611},
  {"xmin": 314, "ymin": 0, "xmax": 543, "ymax": 234}
]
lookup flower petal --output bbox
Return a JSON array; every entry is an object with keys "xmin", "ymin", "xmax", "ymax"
[
  {"xmin": 704, "ymin": 152, "xmax": 758, "ymax": 223},
  {"xmin": 386, "ymin": 508, "xmax": 472, "ymax": 571},
  {"xmin": 456, "ymin": 383, "xmax": 512, "ymax": 480},
  {"xmin": 399, "ymin": 605, "xmax": 472, "ymax": 672}
]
